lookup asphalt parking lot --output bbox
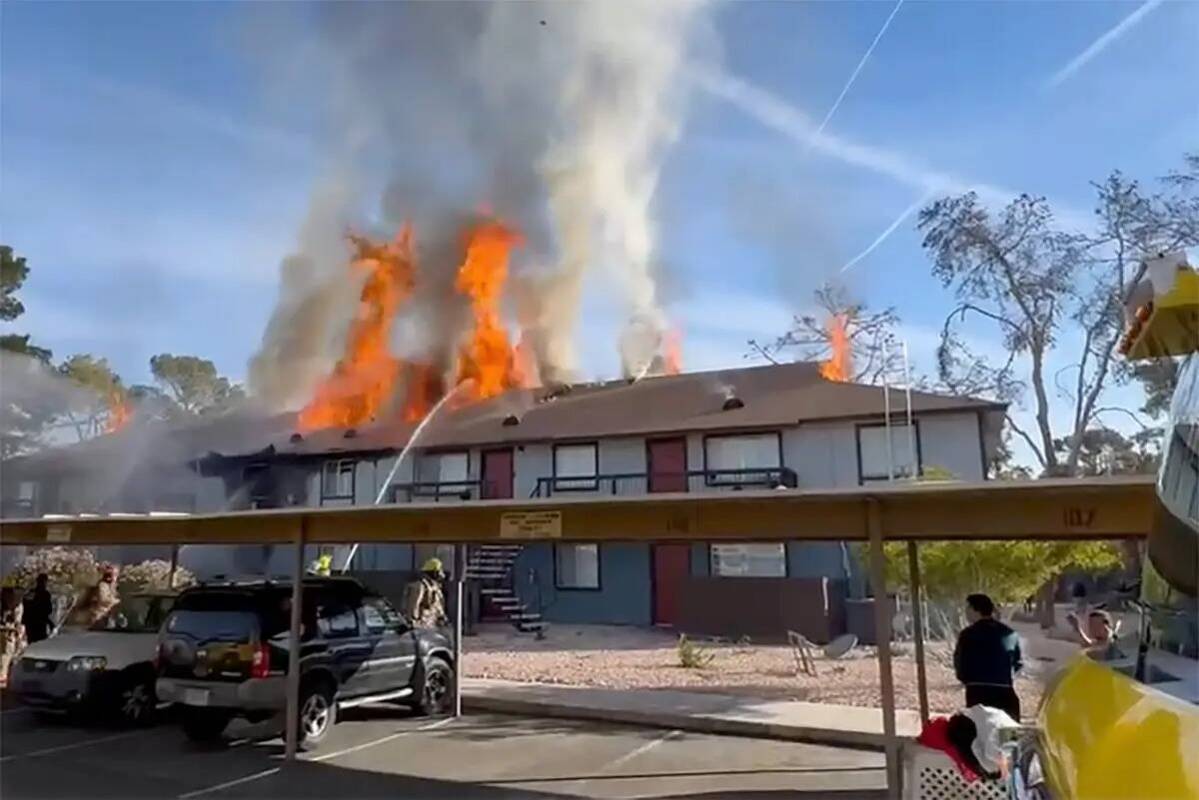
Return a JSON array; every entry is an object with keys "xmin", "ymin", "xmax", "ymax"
[{"xmin": 0, "ymin": 702, "xmax": 886, "ymax": 800}]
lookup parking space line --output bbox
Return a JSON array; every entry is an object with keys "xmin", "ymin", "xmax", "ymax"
[
  {"xmin": 599, "ymin": 728, "xmax": 683, "ymax": 772},
  {"xmin": 310, "ymin": 717, "xmax": 454, "ymax": 762},
  {"xmin": 0, "ymin": 730, "xmax": 147, "ymax": 763},
  {"xmin": 177, "ymin": 767, "xmax": 281, "ymax": 799},
  {"xmin": 176, "ymin": 718, "xmax": 454, "ymax": 799}
]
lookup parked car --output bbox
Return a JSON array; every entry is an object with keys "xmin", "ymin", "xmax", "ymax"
[
  {"xmin": 155, "ymin": 576, "xmax": 455, "ymax": 747},
  {"xmin": 11, "ymin": 593, "xmax": 176, "ymax": 724}
]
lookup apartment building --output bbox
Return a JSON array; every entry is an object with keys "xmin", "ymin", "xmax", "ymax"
[{"xmin": 1, "ymin": 362, "xmax": 1005, "ymax": 639}]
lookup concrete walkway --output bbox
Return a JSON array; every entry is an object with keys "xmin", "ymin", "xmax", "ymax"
[{"xmin": 463, "ymin": 679, "xmax": 921, "ymax": 749}]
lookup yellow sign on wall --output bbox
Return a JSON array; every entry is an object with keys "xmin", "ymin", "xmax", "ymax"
[{"xmin": 500, "ymin": 511, "xmax": 562, "ymax": 539}]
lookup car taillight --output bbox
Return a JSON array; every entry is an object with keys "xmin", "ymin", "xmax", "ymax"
[{"xmin": 250, "ymin": 643, "xmax": 270, "ymax": 679}]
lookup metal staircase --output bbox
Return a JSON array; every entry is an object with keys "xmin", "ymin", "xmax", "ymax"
[{"xmin": 464, "ymin": 544, "xmax": 546, "ymax": 634}]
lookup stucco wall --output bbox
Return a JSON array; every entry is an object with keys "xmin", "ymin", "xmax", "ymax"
[
  {"xmin": 514, "ymin": 542, "xmax": 652, "ymax": 625},
  {"xmin": 514, "ymin": 443, "xmax": 551, "ymax": 499}
]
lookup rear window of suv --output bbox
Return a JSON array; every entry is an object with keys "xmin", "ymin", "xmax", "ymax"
[
  {"xmin": 167, "ymin": 589, "xmax": 290, "ymax": 641},
  {"xmin": 166, "ymin": 610, "xmax": 258, "ymax": 643}
]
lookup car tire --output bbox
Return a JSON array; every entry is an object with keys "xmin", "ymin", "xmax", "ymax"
[
  {"xmin": 412, "ymin": 657, "xmax": 454, "ymax": 717},
  {"xmin": 181, "ymin": 708, "xmax": 231, "ymax": 743},
  {"xmin": 296, "ymin": 680, "xmax": 336, "ymax": 749},
  {"xmin": 115, "ymin": 670, "xmax": 157, "ymax": 727}
]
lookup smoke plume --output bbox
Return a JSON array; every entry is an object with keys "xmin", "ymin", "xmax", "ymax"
[{"xmin": 247, "ymin": 0, "xmax": 714, "ymax": 405}]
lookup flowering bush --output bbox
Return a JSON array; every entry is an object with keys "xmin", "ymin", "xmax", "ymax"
[
  {"xmin": 8, "ymin": 547, "xmax": 100, "ymax": 595},
  {"xmin": 117, "ymin": 559, "xmax": 195, "ymax": 593},
  {"xmin": 7, "ymin": 549, "xmax": 195, "ymax": 597}
]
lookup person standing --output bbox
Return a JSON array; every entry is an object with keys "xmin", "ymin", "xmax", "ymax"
[
  {"xmin": 402, "ymin": 558, "xmax": 448, "ymax": 630},
  {"xmin": 66, "ymin": 564, "xmax": 121, "ymax": 628},
  {"xmin": 1067, "ymin": 608, "xmax": 1124, "ymax": 660},
  {"xmin": 0, "ymin": 587, "xmax": 26, "ymax": 688},
  {"xmin": 22, "ymin": 573, "xmax": 54, "ymax": 643},
  {"xmin": 953, "ymin": 593, "xmax": 1023, "ymax": 720}
]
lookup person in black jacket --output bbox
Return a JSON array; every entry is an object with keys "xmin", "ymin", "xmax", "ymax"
[
  {"xmin": 953, "ymin": 593, "xmax": 1023, "ymax": 720},
  {"xmin": 22, "ymin": 574, "xmax": 54, "ymax": 643}
]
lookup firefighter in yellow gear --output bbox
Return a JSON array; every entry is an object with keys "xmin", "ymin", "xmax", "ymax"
[{"xmin": 403, "ymin": 557, "xmax": 448, "ymax": 629}]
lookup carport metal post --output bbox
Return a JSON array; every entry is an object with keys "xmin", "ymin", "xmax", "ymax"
[
  {"xmin": 284, "ymin": 518, "xmax": 306, "ymax": 762},
  {"xmin": 907, "ymin": 540, "xmax": 930, "ymax": 723},
  {"xmin": 454, "ymin": 543, "xmax": 465, "ymax": 718},
  {"xmin": 867, "ymin": 500, "xmax": 899, "ymax": 798}
]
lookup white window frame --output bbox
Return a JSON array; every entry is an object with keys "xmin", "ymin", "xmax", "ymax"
[
  {"xmin": 555, "ymin": 543, "xmax": 600, "ymax": 589},
  {"xmin": 321, "ymin": 459, "xmax": 356, "ymax": 504},
  {"xmin": 703, "ymin": 432, "xmax": 782, "ymax": 486},
  {"xmin": 435, "ymin": 452, "xmax": 470, "ymax": 484},
  {"xmin": 553, "ymin": 442, "xmax": 599, "ymax": 491},
  {"xmin": 710, "ymin": 543, "xmax": 788, "ymax": 578},
  {"xmin": 857, "ymin": 422, "xmax": 921, "ymax": 483}
]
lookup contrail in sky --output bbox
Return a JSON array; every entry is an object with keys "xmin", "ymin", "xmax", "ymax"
[
  {"xmin": 1044, "ymin": 0, "xmax": 1164, "ymax": 89},
  {"xmin": 839, "ymin": 190, "xmax": 933, "ymax": 274},
  {"xmin": 811, "ymin": 0, "xmax": 904, "ymax": 142}
]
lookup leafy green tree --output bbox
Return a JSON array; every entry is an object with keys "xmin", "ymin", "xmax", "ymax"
[
  {"xmin": 149, "ymin": 353, "xmax": 245, "ymax": 416},
  {"xmin": 1, "ymin": 245, "xmax": 30, "ymax": 322},
  {"xmin": 57, "ymin": 354, "xmax": 126, "ymax": 440},
  {"xmin": 1054, "ymin": 426, "xmax": 1159, "ymax": 476},
  {"xmin": 0, "ymin": 246, "xmax": 57, "ymax": 456},
  {"xmin": 877, "ymin": 540, "xmax": 1122, "ymax": 607}
]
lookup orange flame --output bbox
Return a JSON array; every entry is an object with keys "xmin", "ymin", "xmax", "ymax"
[
  {"xmin": 402, "ymin": 362, "xmax": 445, "ymax": 423},
  {"xmin": 662, "ymin": 328, "xmax": 683, "ymax": 375},
  {"xmin": 819, "ymin": 313, "xmax": 852, "ymax": 382},
  {"xmin": 454, "ymin": 221, "xmax": 524, "ymax": 399},
  {"xmin": 297, "ymin": 227, "xmax": 415, "ymax": 433},
  {"xmin": 105, "ymin": 389, "xmax": 132, "ymax": 433}
]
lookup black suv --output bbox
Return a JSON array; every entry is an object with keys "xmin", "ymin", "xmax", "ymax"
[{"xmin": 155, "ymin": 577, "xmax": 454, "ymax": 746}]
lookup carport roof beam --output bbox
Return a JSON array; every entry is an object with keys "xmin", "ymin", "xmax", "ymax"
[{"xmin": 0, "ymin": 476, "xmax": 1153, "ymax": 547}]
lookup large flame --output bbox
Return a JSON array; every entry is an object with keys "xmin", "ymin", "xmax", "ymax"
[
  {"xmin": 297, "ymin": 228, "xmax": 415, "ymax": 432},
  {"xmin": 662, "ymin": 328, "xmax": 683, "ymax": 375},
  {"xmin": 105, "ymin": 389, "xmax": 131, "ymax": 433},
  {"xmin": 819, "ymin": 313, "xmax": 852, "ymax": 382},
  {"xmin": 455, "ymin": 221, "xmax": 524, "ymax": 399}
]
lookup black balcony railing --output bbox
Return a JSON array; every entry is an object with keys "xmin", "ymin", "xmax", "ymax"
[
  {"xmin": 388, "ymin": 479, "xmax": 514, "ymax": 503},
  {"xmin": 529, "ymin": 468, "xmax": 798, "ymax": 498}
]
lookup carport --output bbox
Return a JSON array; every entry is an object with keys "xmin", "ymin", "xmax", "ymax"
[{"xmin": 0, "ymin": 475, "xmax": 1153, "ymax": 797}]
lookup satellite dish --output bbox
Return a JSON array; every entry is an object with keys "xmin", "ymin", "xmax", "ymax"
[{"xmin": 823, "ymin": 633, "xmax": 858, "ymax": 660}]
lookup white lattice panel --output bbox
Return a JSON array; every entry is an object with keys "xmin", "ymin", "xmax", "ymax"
[{"xmin": 904, "ymin": 744, "xmax": 1010, "ymax": 800}]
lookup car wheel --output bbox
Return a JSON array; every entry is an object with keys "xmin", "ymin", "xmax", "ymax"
[
  {"xmin": 297, "ymin": 681, "xmax": 336, "ymax": 748},
  {"xmin": 181, "ymin": 708, "xmax": 231, "ymax": 743},
  {"xmin": 413, "ymin": 657, "xmax": 454, "ymax": 717},
  {"xmin": 116, "ymin": 673, "xmax": 156, "ymax": 726}
]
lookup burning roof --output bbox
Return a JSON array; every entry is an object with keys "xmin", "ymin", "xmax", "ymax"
[{"xmin": 240, "ymin": 361, "xmax": 1004, "ymax": 459}]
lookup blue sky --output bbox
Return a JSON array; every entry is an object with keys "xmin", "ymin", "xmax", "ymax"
[{"xmin": 2, "ymin": 1, "xmax": 1195, "ymax": 463}]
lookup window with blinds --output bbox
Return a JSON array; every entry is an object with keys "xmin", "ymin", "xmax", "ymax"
[
  {"xmin": 555, "ymin": 544, "xmax": 600, "ymax": 589},
  {"xmin": 553, "ymin": 443, "xmax": 598, "ymax": 490}
]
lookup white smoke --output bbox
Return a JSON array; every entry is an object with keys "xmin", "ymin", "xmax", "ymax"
[{"xmin": 246, "ymin": 1, "xmax": 715, "ymax": 404}]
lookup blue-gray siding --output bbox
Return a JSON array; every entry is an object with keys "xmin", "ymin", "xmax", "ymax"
[{"xmin": 514, "ymin": 543, "xmax": 652, "ymax": 626}]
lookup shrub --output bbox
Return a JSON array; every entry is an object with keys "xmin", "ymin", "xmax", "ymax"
[
  {"xmin": 8, "ymin": 547, "xmax": 100, "ymax": 596},
  {"xmin": 118, "ymin": 559, "xmax": 196, "ymax": 593},
  {"xmin": 677, "ymin": 634, "xmax": 715, "ymax": 669}
]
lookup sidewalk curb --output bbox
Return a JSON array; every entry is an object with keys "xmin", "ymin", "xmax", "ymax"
[{"xmin": 462, "ymin": 692, "xmax": 905, "ymax": 750}]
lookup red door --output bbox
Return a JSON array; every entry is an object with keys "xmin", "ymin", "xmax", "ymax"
[
  {"xmin": 653, "ymin": 544, "xmax": 690, "ymax": 626},
  {"xmin": 648, "ymin": 437, "xmax": 687, "ymax": 493},
  {"xmin": 481, "ymin": 449, "xmax": 514, "ymax": 499}
]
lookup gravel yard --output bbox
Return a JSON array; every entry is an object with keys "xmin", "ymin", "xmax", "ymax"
[{"xmin": 463, "ymin": 624, "xmax": 1049, "ymax": 716}]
